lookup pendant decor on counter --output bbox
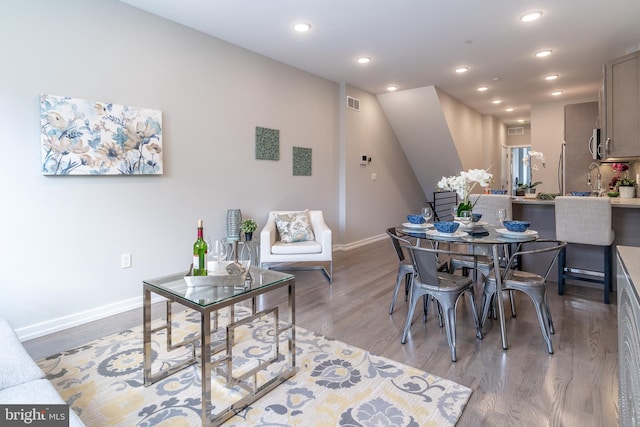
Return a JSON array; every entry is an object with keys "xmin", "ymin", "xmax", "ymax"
[
  {"xmin": 226, "ymin": 209, "xmax": 242, "ymax": 241},
  {"xmin": 619, "ymin": 186, "xmax": 635, "ymax": 199}
]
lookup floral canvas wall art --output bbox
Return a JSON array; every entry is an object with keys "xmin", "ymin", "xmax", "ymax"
[{"xmin": 40, "ymin": 94, "xmax": 163, "ymax": 175}]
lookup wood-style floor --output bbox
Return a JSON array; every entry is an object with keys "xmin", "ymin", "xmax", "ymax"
[{"xmin": 24, "ymin": 239, "xmax": 619, "ymax": 426}]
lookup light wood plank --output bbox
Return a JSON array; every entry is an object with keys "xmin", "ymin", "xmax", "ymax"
[{"xmin": 24, "ymin": 239, "xmax": 619, "ymax": 426}]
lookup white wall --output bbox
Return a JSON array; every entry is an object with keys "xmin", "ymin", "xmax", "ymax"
[
  {"xmin": 506, "ymin": 125, "xmax": 532, "ymax": 146},
  {"xmin": 0, "ymin": 0, "xmax": 346, "ymax": 337},
  {"xmin": 0, "ymin": 0, "xmax": 523, "ymax": 338},
  {"xmin": 436, "ymin": 89, "xmax": 506, "ymax": 190},
  {"xmin": 482, "ymin": 114, "xmax": 507, "ymax": 188},
  {"xmin": 378, "ymin": 86, "xmax": 507, "ymax": 201},
  {"xmin": 377, "ymin": 86, "xmax": 464, "ymax": 199},
  {"xmin": 344, "ymin": 86, "xmax": 424, "ymax": 243},
  {"xmin": 1, "ymin": 0, "xmax": 343, "ymax": 336},
  {"xmin": 437, "ymin": 89, "xmax": 485, "ymax": 170}
]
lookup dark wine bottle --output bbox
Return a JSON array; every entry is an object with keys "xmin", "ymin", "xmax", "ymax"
[{"xmin": 193, "ymin": 219, "xmax": 208, "ymax": 276}]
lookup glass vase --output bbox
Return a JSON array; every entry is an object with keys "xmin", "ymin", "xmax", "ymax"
[
  {"xmin": 226, "ymin": 209, "xmax": 242, "ymax": 241},
  {"xmin": 456, "ymin": 200, "xmax": 473, "ymax": 217}
]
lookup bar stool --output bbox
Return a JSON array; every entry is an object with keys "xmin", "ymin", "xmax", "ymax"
[{"xmin": 555, "ymin": 196, "xmax": 614, "ymax": 304}]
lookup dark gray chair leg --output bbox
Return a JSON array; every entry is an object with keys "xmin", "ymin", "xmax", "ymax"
[{"xmin": 558, "ymin": 246, "xmax": 566, "ymax": 295}]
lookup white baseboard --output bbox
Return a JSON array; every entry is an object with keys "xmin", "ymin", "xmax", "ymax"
[
  {"xmin": 333, "ymin": 234, "xmax": 387, "ymax": 252},
  {"xmin": 16, "ymin": 294, "xmax": 164, "ymax": 342},
  {"xmin": 17, "ymin": 235, "xmax": 387, "ymax": 341}
]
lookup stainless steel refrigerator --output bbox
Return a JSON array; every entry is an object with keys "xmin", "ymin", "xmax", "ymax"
[{"xmin": 561, "ymin": 101, "xmax": 599, "ymax": 194}]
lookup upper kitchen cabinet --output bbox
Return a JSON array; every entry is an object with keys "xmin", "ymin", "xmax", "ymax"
[{"xmin": 601, "ymin": 50, "xmax": 640, "ymax": 159}]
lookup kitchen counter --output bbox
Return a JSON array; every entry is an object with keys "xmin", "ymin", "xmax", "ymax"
[
  {"xmin": 618, "ymin": 246, "xmax": 640, "ymax": 292},
  {"xmin": 512, "ymin": 196, "xmax": 640, "ymax": 208},
  {"xmin": 512, "ymin": 197, "xmax": 640, "ymax": 294},
  {"xmin": 617, "ymin": 245, "xmax": 640, "ymax": 425}
]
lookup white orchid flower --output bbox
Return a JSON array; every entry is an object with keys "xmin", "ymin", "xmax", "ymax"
[
  {"xmin": 523, "ymin": 150, "xmax": 546, "ymax": 169},
  {"xmin": 437, "ymin": 168, "xmax": 493, "ymax": 206}
]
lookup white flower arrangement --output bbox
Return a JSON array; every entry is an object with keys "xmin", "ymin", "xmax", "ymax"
[
  {"xmin": 437, "ymin": 168, "xmax": 493, "ymax": 210},
  {"xmin": 522, "ymin": 150, "xmax": 546, "ymax": 170},
  {"xmin": 520, "ymin": 150, "xmax": 546, "ymax": 190}
]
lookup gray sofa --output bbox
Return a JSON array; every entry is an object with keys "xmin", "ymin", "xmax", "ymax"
[{"xmin": 0, "ymin": 318, "xmax": 85, "ymax": 427}]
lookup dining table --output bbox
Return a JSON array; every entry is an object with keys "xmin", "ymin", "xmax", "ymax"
[{"xmin": 397, "ymin": 220, "xmax": 540, "ymax": 349}]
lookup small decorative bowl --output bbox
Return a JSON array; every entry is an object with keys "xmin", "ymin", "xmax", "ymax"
[
  {"xmin": 503, "ymin": 220, "xmax": 530, "ymax": 233},
  {"xmin": 471, "ymin": 213, "xmax": 482, "ymax": 223},
  {"xmin": 407, "ymin": 214, "xmax": 425, "ymax": 224},
  {"xmin": 607, "ymin": 191, "xmax": 619, "ymax": 198},
  {"xmin": 434, "ymin": 221, "xmax": 460, "ymax": 234},
  {"xmin": 490, "ymin": 189, "xmax": 508, "ymax": 195},
  {"xmin": 570, "ymin": 191, "xmax": 592, "ymax": 197}
]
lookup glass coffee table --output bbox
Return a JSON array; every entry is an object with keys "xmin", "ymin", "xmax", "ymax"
[{"xmin": 142, "ymin": 265, "xmax": 296, "ymax": 426}]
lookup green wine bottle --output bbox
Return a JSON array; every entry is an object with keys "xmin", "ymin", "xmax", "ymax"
[{"xmin": 193, "ymin": 219, "xmax": 208, "ymax": 276}]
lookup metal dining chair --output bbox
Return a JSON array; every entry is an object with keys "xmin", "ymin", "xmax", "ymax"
[
  {"xmin": 480, "ymin": 239, "xmax": 567, "ymax": 353},
  {"xmin": 386, "ymin": 227, "xmax": 448, "ymax": 314},
  {"xmin": 432, "ymin": 191, "xmax": 458, "ymax": 221},
  {"xmin": 386, "ymin": 227, "xmax": 416, "ymax": 314},
  {"xmin": 401, "ymin": 244, "xmax": 483, "ymax": 362},
  {"xmin": 450, "ymin": 194, "xmax": 513, "ymax": 282}
]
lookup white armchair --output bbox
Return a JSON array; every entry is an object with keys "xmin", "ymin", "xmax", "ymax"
[{"xmin": 260, "ymin": 210, "xmax": 332, "ymax": 283}]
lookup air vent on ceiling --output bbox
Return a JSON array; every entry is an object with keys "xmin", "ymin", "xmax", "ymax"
[
  {"xmin": 347, "ymin": 96, "xmax": 360, "ymax": 111},
  {"xmin": 508, "ymin": 127, "xmax": 525, "ymax": 135}
]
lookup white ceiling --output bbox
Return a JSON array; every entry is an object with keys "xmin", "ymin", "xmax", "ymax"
[{"xmin": 120, "ymin": 0, "xmax": 640, "ymax": 125}]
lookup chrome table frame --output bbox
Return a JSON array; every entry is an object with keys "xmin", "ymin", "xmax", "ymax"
[
  {"xmin": 142, "ymin": 268, "xmax": 296, "ymax": 426},
  {"xmin": 398, "ymin": 224, "xmax": 537, "ymax": 350}
]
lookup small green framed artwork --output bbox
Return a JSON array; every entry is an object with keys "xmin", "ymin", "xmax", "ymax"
[
  {"xmin": 293, "ymin": 146, "xmax": 312, "ymax": 176},
  {"xmin": 255, "ymin": 126, "xmax": 279, "ymax": 160}
]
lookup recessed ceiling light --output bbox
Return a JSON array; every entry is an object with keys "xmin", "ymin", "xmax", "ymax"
[
  {"xmin": 492, "ymin": 99, "xmax": 503, "ymax": 104},
  {"xmin": 477, "ymin": 86, "xmax": 489, "ymax": 92},
  {"xmin": 520, "ymin": 11, "xmax": 543, "ymax": 22},
  {"xmin": 454, "ymin": 66, "xmax": 470, "ymax": 73},
  {"xmin": 551, "ymin": 90, "xmax": 563, "ymax": 96},
  {"xmin": 535, "ymin": 49, "xmax": 553, "ymax": 58},
  {"xmin": 505, "ymin": 108, "xmax": 515, "ymax": 112},
  {"xmin": 356, "ymin": 56, "xmax": 371, "ymax": 64},
  {"xmin": 518, "ymin": 119, "xmax": 526, "ymax": 124},
  {"xmin": 544, "ymin": 74, "xmax": 559, "ymax": 81},
  {"xmin": 387, "ymin": 85, "xmax": 398, "ymax": 92},
  {"xmin": 293, "ymin": 22, "xmax": 312, "ymax": 32}
]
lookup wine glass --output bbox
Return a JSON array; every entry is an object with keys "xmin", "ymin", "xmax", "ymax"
[
  {"xmin": 210, "ymin": 238, "xmax": 227, "ymax": 262},
  {"xmin": 496, "ymin": 208, "xmax": 507, "ymax": 226},
  {"xmin": 421, "ymin": 206, "xmax": 433, "ymax": 223},
  {"xmin": 451, "ymin": 205, "xmax": 459, "ymax": 220}
]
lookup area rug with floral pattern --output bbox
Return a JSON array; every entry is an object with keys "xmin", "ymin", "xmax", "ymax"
[{"xmin": 37, "ymin": 307, "xmax": 471, "ymax": 426}]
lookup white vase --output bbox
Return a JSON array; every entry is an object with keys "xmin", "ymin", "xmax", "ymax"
[
  {"xmin": 524, "ymin": 188, "xmax": 537, "ymax": 199},
  {"xmin": 619, "ymin": 186, "xmax": 635, "ymax": 199}
]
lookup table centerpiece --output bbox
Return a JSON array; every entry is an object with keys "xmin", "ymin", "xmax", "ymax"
[{"xmin": 437, "ymin": 168, "xmax": 493, "ymax": 216}]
